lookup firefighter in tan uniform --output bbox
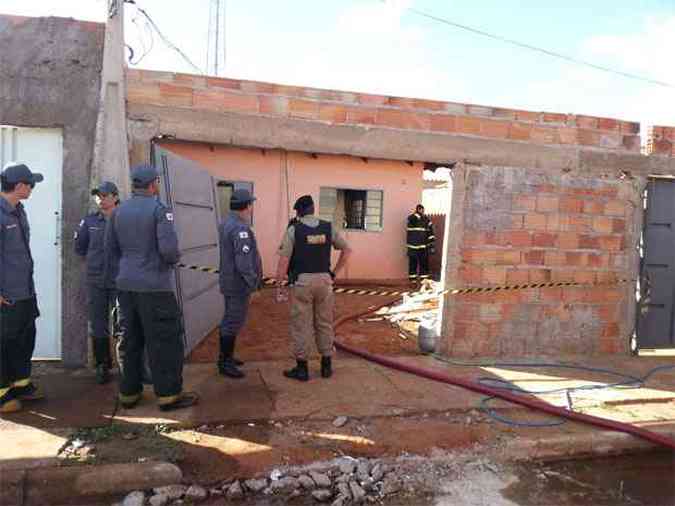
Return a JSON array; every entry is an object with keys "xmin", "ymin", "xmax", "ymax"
[{"xmin": 275, "ymin": 195, "xmax": 352, "ymax": 381}]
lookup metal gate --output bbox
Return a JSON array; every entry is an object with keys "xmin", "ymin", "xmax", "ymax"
[
  {"xmin": 154, "ymin": 146, "xmax": 222, "ymax": 355},
  {"xmin": 637, "ymin": 178, "xmax": 675, "ymax": 349}
]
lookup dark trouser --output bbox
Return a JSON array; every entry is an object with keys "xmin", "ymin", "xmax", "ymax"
[
  {"xmin": 408, "ymin": 250, "xmax": 430, "ymax": 280},
  {"xmin": 87, "ymin": 284, "xmax": 116, "ymax": 367},
  {"xmin": 219, "ymin": 295, "xmax": 250, "ymax": 358},
  {"xmin": 0, "ymin": 297, "xmax": 39, "ymax": 398},
  {"xmin": 117, "ymin": 291, "xmax": 184, "ymax": 404}
]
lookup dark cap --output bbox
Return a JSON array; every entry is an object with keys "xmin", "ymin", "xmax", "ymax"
[
  {"xmin": 230, "ymin": 189, "xmax": 256, "ymax": 206},
  {"xmin": 130, "ymin": 164, "xmax": 159, "ymax": 185},
  {"xmin": 91, "ymin": 181, "xmax": 119, "ymax": 196},
  {"xmin": 1, "ymin": 163, "xmax": 44, "ymax": 185},
  {"xmin": 293, "ymin": 195, "xmax": 314, "ymax": 212}
]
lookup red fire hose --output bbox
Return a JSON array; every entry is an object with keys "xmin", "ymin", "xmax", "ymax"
[{"xmin": 334, "ymin": 301, "xmax": 675, "ymax": 451}]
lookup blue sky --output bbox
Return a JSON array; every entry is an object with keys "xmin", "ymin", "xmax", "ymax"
[{"xmin": 3, "ymin": 0, "xmax": 674, "ymax": 130}]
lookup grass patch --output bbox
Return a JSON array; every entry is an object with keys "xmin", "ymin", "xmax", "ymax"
[{"xmin": 60, "ymin": 423, "xmax": 184, "ymax": 466}]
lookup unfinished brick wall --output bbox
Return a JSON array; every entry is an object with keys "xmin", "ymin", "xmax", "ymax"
[
  {"xmin": 647, "ymin": 126, "xmax": 675, "ymax": 156},
  {"xmin": 127, "ymin": 69, "xmax": 641, "ymax": 152},
  {"xmin": 445, "ymin": 166, "xmax": 640, "ymax": 357}
]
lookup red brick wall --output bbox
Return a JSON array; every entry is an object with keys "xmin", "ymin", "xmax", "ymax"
[
  {"xmin": 127, "ymin": 69, "xmax": 641, "ymax": 152},
  {"xmin": 647, "ymin": 126, "xmax": 675, "ymax": 156},
  {"xmin": 448, "ymin": 167, "xmax": 636, "ymax": 357}
]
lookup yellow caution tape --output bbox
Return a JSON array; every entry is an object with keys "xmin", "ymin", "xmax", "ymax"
[{"xmin": 177, "ymin": 264, "xmax": 631, "ymax": 298}]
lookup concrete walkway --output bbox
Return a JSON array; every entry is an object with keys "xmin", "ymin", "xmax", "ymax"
[{"xmin": 2, "ymin": 354, "xmax": 675, "ymax": 474}]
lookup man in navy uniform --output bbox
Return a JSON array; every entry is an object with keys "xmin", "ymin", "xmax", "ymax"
[
  {"xmin": 217, "ymin": 189, "xmax": 262, "ymax": 379},
  {"xmin": 75, "ymin": 181, "xmax": 120, "ymax": 384},
  {"xmin": 106, "ymin": 164, "xmax": 198, "ymax": 411},
  {"xmin": 0, "ymin": 162, "xmax": 46, "ymax": 413}
]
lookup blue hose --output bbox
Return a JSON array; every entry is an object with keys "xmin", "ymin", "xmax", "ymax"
[{"xmin": 431, "ymin": 354, "xmax": 675, "ymax": 427}]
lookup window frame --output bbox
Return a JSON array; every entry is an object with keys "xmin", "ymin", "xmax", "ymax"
[
  {"xmin": 213, "ymin": 178, "xmax": 255, "ymax": 225},
  {"xmin": 318, "ymin": 186, "xmax": 384, "ymax": 233}
]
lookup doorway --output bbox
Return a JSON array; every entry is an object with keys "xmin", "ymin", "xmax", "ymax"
[
  {"xmin": 637, "ymin": 177, "xmax": 675, "ymax": 350},
  {"xmin": 1, "ymin": 126, "xmax": 63, "ymax": 359}
]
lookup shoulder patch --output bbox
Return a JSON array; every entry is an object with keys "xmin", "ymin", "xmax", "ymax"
[
  {"xmin": 165, "ymin": 212, "xmax": 174, "ymax": 222},
  {"xmin": 239, "ymin": 231, "xmax": 249, "ymax": 239}
]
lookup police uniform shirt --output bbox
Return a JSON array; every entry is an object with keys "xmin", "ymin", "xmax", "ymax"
[
  {"xmin": 218, "ymin": 213, "xmax": 262, "ymax": 296},
  {"xmin": 74, "ymin": 212, "xmax": 117, "ymax": 288},
  {"xmin": 106, "ymin": 193, "xmax": 180, "ymax": 292},
  {"xmin": 0, "ymin": 195, "xmax": 35, "ymax": 301}
]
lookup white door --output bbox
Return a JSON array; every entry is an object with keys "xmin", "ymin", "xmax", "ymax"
[{"xmin": 1, "ymin": 126, "xmax": 63, "ymax": 359}]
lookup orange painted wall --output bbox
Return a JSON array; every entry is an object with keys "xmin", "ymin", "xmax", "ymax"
[{"xmin": 159, "ymin": 142, "xmax": 424, "ymax": 280}]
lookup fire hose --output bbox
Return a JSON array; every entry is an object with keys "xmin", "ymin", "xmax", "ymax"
[
  {"xmin": 178, "ymin": 262, "xmax": 675, "ymax": 449},
  {"xmin": 333, "ymin": 300, "xmax": 675, "ymax": 452}
]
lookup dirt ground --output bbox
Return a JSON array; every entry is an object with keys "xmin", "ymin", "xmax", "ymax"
[
  {"xmin": 66, "ymin": 410, "xmax": 499, "ymax": 484},
  {"xmin": 188, "ymin": 285, "xmax": 419, "ymax": 363}
]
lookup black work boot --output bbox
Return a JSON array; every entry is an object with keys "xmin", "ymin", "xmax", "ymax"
[
  {"xmin": 321, "ymin": 356, "xmax": 333, "ymax": 378},
  {"xmin": 93, "ymin": 338, "xmax": 112, "ymax": 385},
  {"xmin": 218, "ymin": 353, "xmax": 245, "ymax": 379},
  {"xmin": 12, "ymin": 382, "xmax": 45, "ymax": 401},
  {"xmin": 218, "ymin": 334, "xmax": 246, "ymax": 379},
  {"xmin": 96, "ymin": 363, "xmax": 111, "ymax": 385},
  {"xmin": 159, "ymin": 391, "xmax": 200, "ymax": 412},
  {"xmin": 219, "ymin": 359, "xmax": 245, "ymax": 379},
  {"xmin": 218, "ymin": 335, "xmax": 246, "ymax": 379},
  {"xmin": 283, "ymin": 360, "xmax": 309, "ymax": 382},
  {"xmin": 119, "ymin": 392, "xmax": 141, "ymax": 410},
  {"xmin": 0, "ymin": 390, "xmax": 21, "ymax": 414}
]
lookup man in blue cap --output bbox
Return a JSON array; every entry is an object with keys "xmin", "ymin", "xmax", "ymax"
[
  {"xmin": 217, "ymin": 188, "xmax": 262, "ymax": 379},
  {"xmin": 74, "ymin": 181, "xmax": 120, "ymax": 384},
  {"xmin": 0, "ymin": 162, "xmax": 46, "ymax": 413},
  {"xmin": 106, "ymin": 164, "xmax": 198, "ymax": 411}
]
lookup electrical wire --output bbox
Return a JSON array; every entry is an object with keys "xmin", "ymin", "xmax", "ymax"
[
  {"xmin": 385, "ymin": 1, "xmax": 675, "ymax": 89},
  {"xmin": 124, "ymin": 0, "xmax": 204, "ymax": 74},
  {"xmin": 128, "ymin": 8, "xmax": 154, "ymax": 66}
]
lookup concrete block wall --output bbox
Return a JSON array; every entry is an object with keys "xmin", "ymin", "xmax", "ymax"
[
  {"xmin": 445, "ymin": 166, "xmax": 640, "ymax": 357},
  {"xmin": 0, "ymin": 15, "xmax": 104, "ymax": 366},
  {"xmin": 647, "ymin": 126, "xmax": 675, "ymax": 156},
  {"xmin": 126, "ymin": 69, "xmax": 641, "ymax": 153}
]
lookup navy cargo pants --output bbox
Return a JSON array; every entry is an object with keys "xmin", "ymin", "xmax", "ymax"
[
  {"xmin": 219, "ymin": 295, "xmax": 250, "ymax": 358},
  {"xmin": 117, "ymin": 291, "xmax": 184, "ymax": 405},
  {"xmin": 0, "ymin": 297, "xmax": 39, "ymax": 399},
  {"xmin": 408, "ymin": 250, "xmax": 430, "ymax": 280},
  {"xmin": 87, "ymin": 284, "xmax": 116, "ymax": 367}
]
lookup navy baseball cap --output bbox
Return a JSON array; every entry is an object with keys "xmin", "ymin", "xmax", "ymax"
[
  {"xmin": 130, "ymin": 164, "xmax": 160, "ymax": 185},
  {"xmin": 91, "ymin": 181, "xmax": 119, "ymax": 196},
  {"xmin": 293, "ymin": 195, "xmax": 314, "ymax": 212},
  {"xmin": 1, "ymin": 163, "xmax": 44, "ymax": 185},
  {"xmin": 230, "ymin": 189, "xmax": 256, "ymax": 205}
]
